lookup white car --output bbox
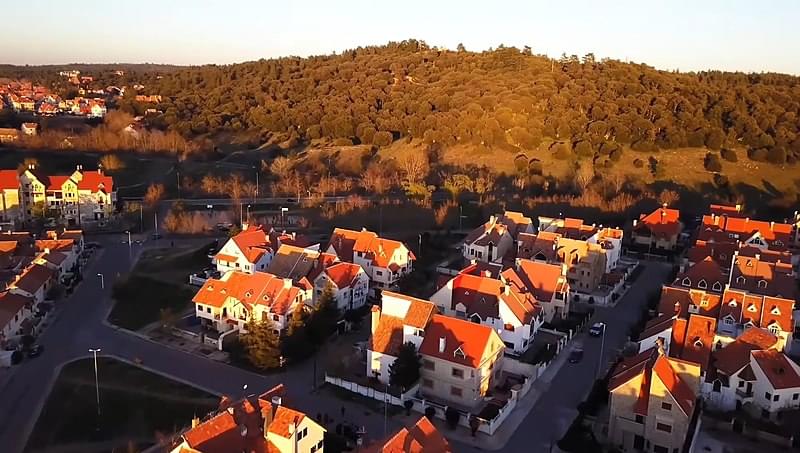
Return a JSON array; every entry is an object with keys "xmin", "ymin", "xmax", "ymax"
[{"xmin": 589, "ymin": 322, "xmax": 605, "ymax": 337}]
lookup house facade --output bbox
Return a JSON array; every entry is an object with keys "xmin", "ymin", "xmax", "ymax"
[
  {"xmin": 608, "ymin": 348, "xmax": 700, "ymax": 453},
  {"xmin": 368, "ymin": 291, "xmax": 505, "ymax": 409},
  {"xmin": 430, "ymin": 261, "xmax": 544, "ymax": 353},
  {"xmin": 632, "ymin": 205, "xmax": 683, "ymax": 251},
  {"xmin": 462, "ymin": 211, "xmax": 533, "ymax": 264},
  {"xmin": 312, "ymin": 261, "xmax": 369, "ymax": 312},
  {"xmin": 213, "ymin": 225, "xmax": 277, "ymax": 274},
  {"xmin": 0, "ymin": 291, "xmax": 34, "ymax": 347},
  {"xmin": 326, "ymin": 228, "xmax": 414, "ymax": 294},
  {"xmin": 193, "ymin": 270, "xmax": 311, "ymax": 335},
  {"xmin": 0, "ymin": 170, "xmax": 21, "ymax": 224},
  {"xmin": 19, "ymin": 165, "xmax": 116, "ymax": 224}
]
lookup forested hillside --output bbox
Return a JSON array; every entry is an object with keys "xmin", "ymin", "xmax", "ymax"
[{"xmin": 148, "ymin": 40, "xmax": 800, "ymax": 166}]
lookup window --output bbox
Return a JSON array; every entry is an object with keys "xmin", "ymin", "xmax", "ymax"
[
  {"xmin": 653, "ymin": 446, "xmax": 669, "ymax": 453},
  {"xmin": 206, "ymin": 307, "xmax": 211, "ymax": 313},
  {"xmin": 656, "ymin": 422, "xmax": 672, "ymax": 433},
  {"xmin": 712, "ymin": 281, "xmax": 722, "ymax": 292},
  {"xmin": 774, "ymin": 394, "xmax": 780, "ymax": 402},
  {"xmin": 634, "ymin": 414, "xmax": 644, "ymax": 424},
  {"xmin": 376, "ymin": 270, "xmax": 383, "ymax": 276},
  {"xmin": 633, "ymin": 435, "xmax": 645, "ymax": 450},
  {"xmin": 793, "ymin": 393, "xmax": 798, "ymax": 401},
  {"xmin": 738, "ymin": 381, "xmax": 744, "ymax": 388},
  {"xmin": 422, "ymin": 378, "xmax": 433, "ymax": 388},
  {"xmin": 423, "ymin": 360, "xmax": 435, "ymax": 370},
  {"xmin": 450, "ymin": 386, "xmax": 463, "ymax": 397},
  {"xmin": 765, "ymin": 392, "xmax": 772, "ymax": 400},
  {"xmin": 758, "ymin": 280, "xmax": 768, "ymax": 288},
  {"xmin": 697, "ymin": 279, "xmax": 707, "ymax": 289},
  {"xmin": 272, "ymin": 314, "xmax": 280, "ymax": 321},
  {"xmin": 681, "ymin": 277, "xmax": 691, "ymax": 286},
  {"xmin": 452, "ymin": 368, "xmax": 464, "ymax": 378},
  {"xmin": 661, "ymin": 402, "xmax": 672, "ymax": 411}
]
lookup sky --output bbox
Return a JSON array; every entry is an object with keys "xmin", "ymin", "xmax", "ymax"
[{"xmin": 2, "ymin": 0, "xmax": 799, "ymax": 74}]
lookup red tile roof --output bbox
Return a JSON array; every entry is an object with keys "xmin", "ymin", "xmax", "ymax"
[
  {"xmin": 657, "ymin": 286, "xmax": 721, "ymax": 319},
  {"xmin": 671, "ymin": 315, "xmax": 716, "ymax": 370},
  {"xmin": 418, "ymin": 314, "xmax": 500, "ymax": 368},
  {"xmin": 674, "ymin": 257, "xmax": 726, "ymax": 293},
  {"xmin": 193, "ymin": 271, "xmax": 303, "ymax": 315},
  {"xmin": 514, "ymin": 259, "xmax": 567, "ymax": 303},
  {"xmin": 13, "ymin": 264, "xmax": 54, "ymax": 294},
  {"xmin": 35, "ymin": 239, "xmax": 74, "ymax": 253},
  {"xmin": 635, "ymin": 206, "xmax": 681, "ymax": 238},
  {"xmin": 381, "ymin": 291, "xmax": 436, "ymax": 329},
  {"xmin": 0, "ymin": 291, "xmax": 32, "ymax": 329},
  {"xmin": 230, "ymin": 225, "xmax": 273, "ymax": 263},
  {"xmin": 609, "ymin": 348, "xmax": 698, "ymax": 418},
  {"xmin": 637, "ymin": 313, "xmax": 675, "ymax": 342},
  {"xmin": 329, "ymin": 228, "xmax": 413, "ymax": 268},
  {"xmin": 323, "ymin": 262, "xmax": 364, "ymax": 289},
  {"xmin": 730, "ymin": 254, "xmax": 797, "ymax": 300},
  {"xmin": 711, "ymin": 327, "xmax": 778, "ymax": 377},
  {"xmin": 686, "ymin": 241, "xmax": 738, "ymax": 268},
  {"xmin": 369, "ymin": 314, "xmax": 405, "ymax": 356},
  {"xmin": 0, "ymin": 170, "xmax": 19, "ymax": 190},
  {"xmin": 752, "ymin": 350, "xmax": 800, "ymax": 390},
  {"xmin": 376, "ymin": 416, "xmax": 451, "ymax": 452}
]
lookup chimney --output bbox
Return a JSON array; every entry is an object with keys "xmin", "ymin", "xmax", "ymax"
[
  {"xmin": 770, "ymin": 221, "xmax": 775, "ymax": 231},
  {"xmin": 271, "ymin": 395, "xmax": 282, "ymax": 406},
  {"xmin": 242, "ymin": 222, "xmax": 249, "ymax": 231},
  {"xmin": 483, "ymin": 270, "xmax": 491, "ymax": 278},
  {"xmin": 632, "ymin": 219, "xmax": 637, "ymax": 228},
  {"xmin": 655, "ymin": 337, "xmax": 666, "ymax": 356},
  {"xmin": 283, "ymin": 278, "xmax": 292, "ymax": 289},
  {"xmin": 191, "ymin": 416, "xmax": 201, "ymax": 428},
  {"xmin": 662, "ymin": 202, "xmax": 668, "ymax": 209},
  {"xmin": 371, "ymin": 305, "xmax": 381, "ymax": 336},
  {"xmin": 561, "ymin": 263, "xmax": 568, "ymax": 276},
  {"xmin": 97, "ymin": 167, "xmax": 103, "ymax": 175},
  {"xmin": 44, "ymin": 247, "xmax": 50, "ymax": 254},
  {"xmin": 439, "ymin": 337, "xmax": 446, "ymax": 353},
  {"xmin": 736, "ymin": 204, "xmax": 742, "ymax": 213},
  {"xmin": 504, "ymin": 284, "xmax": 510, "ymax": 296}
]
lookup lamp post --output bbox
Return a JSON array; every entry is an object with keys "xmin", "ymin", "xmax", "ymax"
[
  {"xmin": 246, "ymin": 204, "xmax": 251, "ymax": 222},
  {"xmin": 254, "ymin": 166, "xmax": 259, "ymax": 201},
  {"xmin": 89, "ymin": 348, "xmax": 102, "ymax": 415},
  {"xmin": 139, "ymin": 202, "xmax": 143, "ymax": 234},
  {"xmin": 281, "ymin": 207, "xmax": 288, "ymax": 228},
  {"xmin": 97, "ymin": 273, "xmax": 104, "ymax": 289},
  {"xmin": 596, "ymin": 322, "xmax": 607, "ymax": 379},
  {"xmin": 418, "ymin": 233, "xmax": 423, "ymax": 257},
  {"xmin": 125, "ymin": 230, "xmax": 132, "ymax": 259}
]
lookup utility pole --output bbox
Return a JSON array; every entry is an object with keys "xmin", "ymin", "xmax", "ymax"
[
  {"xmin": 384, "ymin": 383, "xmax": 389, "ymax": 437},
  {"xmin": 254, "ymin": 166, "xmax": 259, "ymax": 201},
  {"xmin": 89, "ymin": 348, "xmax": 102, "ymax": 416},
  {"xmin": 139, "ymin": 202, "xmax": 143, "ymax": 233}
]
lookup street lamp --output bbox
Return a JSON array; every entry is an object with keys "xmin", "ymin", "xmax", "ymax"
[
  {"xmin": 246, "ymin": 204, "xmax": 251, "ymax": 222},
  {"xmin": 281, "ymin": 207, "xmax": 288, "ymax": 228},
  {"xmin": 89, "ymin": 348, "xmax": 102, "ymax": 415},
  {"xmin": 97, "ymin": 273, "xmax": 104, "ymax": 289},
  {"xmin": 125, "ymin": 230, "xmax": 132, "ymax": 258},
  {"xmin": 596, "ymin": 322, "xmax": 607, "ymax": 379},
  {"xmin": 254, "ymin": 166, "xmax": 259, "ymax": 201}
]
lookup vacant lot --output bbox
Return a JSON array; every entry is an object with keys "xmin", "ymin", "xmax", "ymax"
[{"xmin": 25, "ymin": 357, "xmax": 218, "ymax": 453}]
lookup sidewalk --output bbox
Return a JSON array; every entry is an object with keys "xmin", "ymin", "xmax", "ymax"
[{"xmin": 439, "ymin": 334, "xmax": 578, "ymax": 450}]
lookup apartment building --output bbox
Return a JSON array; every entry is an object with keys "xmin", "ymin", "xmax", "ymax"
[{"xmin": 18, "ymin": 165, "xmax": 115, "ymax": 224}]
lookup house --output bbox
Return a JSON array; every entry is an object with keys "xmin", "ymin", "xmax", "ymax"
[
  {"xmin": 10, "ymin": 263, "xmax": 55, "ymax": 305},
  {"xmin": 637, "ymin": 314, "xmax": 676, "ymax": 353},
  {"xmin": 0, "ymin": 170, "xmax": 21, "ymax": 223},
  {"xmin": 267, "ymin": 244, "xmax": 337, "ymax": 285},
  {"xmin": 513, "ymin": 259, "xmax": 570, "ymax": 322},
  {"xmin": 537, "ymin": 216, "xmax": 598, "ymax": 240},
  {"xmin": 553, "ymin": 237, "xmax": 607, "ymax": 295},
  {"xmin": 670, "ymin": 314, "xmax": 717, "ymax": 372},
  {"xmin": 462, "ymin": 211, "xmax": 533, "ymax": 263},
  {"xmin": 0, "ymin": 128, "xmax": 18, "ymax": 143},
  {"xmin": 607, "ymin": 347, "xmax": 700, "ymax": 453},
  {"xmin": 430, "ymin": 261, "xmax": 543, "ymax": 354},
  {"xmin": 368, "ymin": 291, "xmax": 505, "ymax": 409},
  {"xmin": 0, "ymin": 291, "xmax": 33, "ymax": 346},
  {"xmin": 18, "ymin": 165, "xmax": 116, "ymax": 224},
  {"xmin": 20, "ymin": 123, "xmax": 37, "ymax": 136},
  {"xmin": 170, "ymin": 385, "xmax": 325, "ymax": 453},
  {"xmin": 699, "ymin": 212, "xmax": 793, "ymax": 253},
  {"xmin": 312, "ymin": 261, "xmax": 369, "ymax": 312},
  {"xmin": 365, "ymin": 416, "xmax": 451, "ymax": 452},
  {"xmin": 587, "ymin": 227, "xmax": 624, "ymax": 273},
  {"xmin": 702, "ymin": 327, "xmax": 779, "ymax": 412},
  {"xmin": 326, "ymin": 228, "xmax": 415, "ymax": 294},
  {"xmin": 632, "ymin": 205, "xmax": 683, "ymax": 251},
  {"xmin": 37, "ymin": 102, "xmax": 57, "ymax": 116},
  {"xmin": 672, "ymin": 256, "xmax": 726, "ymax": 294},
  {"xmin": 192, "ymin": 270, "xmax": 311, "ymax": 335},
  {"xmin": 214, "ymin": 225, "xmax": 278, "ymax": 274}
]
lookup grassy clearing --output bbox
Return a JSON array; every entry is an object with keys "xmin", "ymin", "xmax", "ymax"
[
  {"xmin": 134, "ymin": 241, "xmax": 214, "ymax": 285},
  {"xmin": 25, "ymin": 357, "xmax": 218, "ymax": 453},
  {"xmin": 109, "ymin": 274, "xmax": 196, "ymax": 330}
]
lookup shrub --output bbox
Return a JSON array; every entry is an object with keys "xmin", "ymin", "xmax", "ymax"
[
  {"xmin": 766, "ymin": 146, "xmax": 787, "ymax": 164},
  {"xmin": 373, "ymin": 131, "xmax": 393, "ymax": 147},
  {"xmin": 445, "ymin": 407, "xmax": 461, "ymax": 429},
  {"xmin": 573, "ymin": 140, "xmax": 594, "ymax": 158},
  {"xmin": 633, "ymin": 158, "xmax": 644, "ymax": 168},
  {"xmin": 332, "ymin": 137, "xmax": 353, "ymax": 146},
  {"xmin": 609, "ymin": 148, "xmax": 623, "ymax": 162},
  {"xmin": 528, "ymin": 159, "xmax": 543, "ymax": 175},
  {"xmin": 704, "ymin": 153, "xmax": 722, "ymax": 172},
  {"xmin": 720, "ymin": 148, "xmax": 737, "ymax": 162},
  {"xmin": 552, "ymin": 142, "xmax": 572, "ymax": 160},
  {"xmin": 713, "ymin": 173, "xmax": 729, "ymax": 187},
  {"xmin": 425, "ymin": 406, "xmax": 436, "ymax": 419},
  {"xmin": 748, "ymin": 148, "xmax": 768, "ymax": 162}
]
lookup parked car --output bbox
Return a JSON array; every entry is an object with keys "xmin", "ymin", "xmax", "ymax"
[
  {"xmin": 27, "ymin": 344, "xmax": 44, "ymax": 358},
  {"xmin": 568, "ymin": 347, "xmax": 584, "ymax": 364},
  {"xmin": 589, "ymin": 322, "xmax": 605, "ymax": 337}
]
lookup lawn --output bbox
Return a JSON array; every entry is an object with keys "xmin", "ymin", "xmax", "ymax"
[
  {"xmin": 25, "ymin": 357, "xmax": 218, "ymax": 453},
  {"xmin": 134, "ymin": 241, "xmax": 214, "ymax": 285},
  {"xmin": 109, "ymin": 274, "xmax": 196, "ymax": 330}
]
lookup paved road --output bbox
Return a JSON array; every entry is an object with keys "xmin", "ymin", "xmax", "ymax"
[
  {"xmin": 0, "ymin": 235, "xmax": 404, "ymax": 453},
  {"xmin": 454, "ymin": 261, "xmax": 671, "ymax": 453}
]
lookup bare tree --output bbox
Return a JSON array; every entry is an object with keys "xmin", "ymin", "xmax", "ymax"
[
  {"xmin": 399, "ymin": 153, "xmax": 429, "ymax": 184},
  {"xmin": 658, "ymin": 189, "xmax": 680, "ymax": 206},
  {"xmin": 144, "ymin": 183, "xmax": 165, "ymax": 207},
  {"xmin": 268, "ymin": 156, "xmax": 293, "ymax": 181}
]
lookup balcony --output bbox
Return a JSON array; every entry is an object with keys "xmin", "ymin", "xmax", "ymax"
[{"xmin": 735, "ymin": 388, "xmax": 753, "ymax": 398}]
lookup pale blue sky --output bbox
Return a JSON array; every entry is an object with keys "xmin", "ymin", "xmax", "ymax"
[{"xmin": 2, "ymin": 0, "xmax": 798, "ymax": 74}]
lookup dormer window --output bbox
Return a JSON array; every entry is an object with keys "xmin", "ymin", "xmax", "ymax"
[
  {"xmin": 694, "ymin": 339, "xmax": 703, "ymax": 348},
  {"xmin": 454, "ymin": 346, "xmax": 466, "ymax": 359},
  {"xmin": 736, "ymin": 276, "xmax": 746, "ymax": 285},
  {"xmin": 746, "ymin": 259, "xmax": 753, "ymax": 267},
  {"xmin": 771, "ymin": 307, "xmax": 781, "ymax": 316},
  {"xmin": 712, "ymin": 282, "xmax": 722, "ymax": 292},
  {"xmin": 775, "ymin": 240, "xmax": 783, "ymax": 246},
  {"xmin": 698, "ymin": 279, "xmax": 708, "ymax": 289},
  {"xmin": 768, "ymin": 323, "xmax": 780, "ymax": 335},
  {"xmin": 728, "ymin": 300, "xmax": 738, "ymax": 307},
  {"xmin": 245, "ymin": 291, "xmax": 252, "ymax": 298},
  {"xmin": 682, "ymin": 277, "xmax": 691, "ymax": 287},
  {"xmin": 747, "ymin": 304, "xmax": 757, "ymax": 313},
  {"xmin": 758, "ymin": 280, "xmax": 767, "ymax": 289}
]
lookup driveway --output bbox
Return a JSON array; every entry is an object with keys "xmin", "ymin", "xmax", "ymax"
[{"xmin": 453, "ymin": 261, "xmax": 671, "ymax": 453}]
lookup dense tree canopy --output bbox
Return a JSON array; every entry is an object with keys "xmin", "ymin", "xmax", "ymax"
[{"xmin": 134, "ymin": 40, "xmax": 800, "ymax": 164}]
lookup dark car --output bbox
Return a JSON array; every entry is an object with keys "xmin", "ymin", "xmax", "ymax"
[
  {"xmin": 568, "ymin": 348, "xmax": 584, "ymax": 364},
  {"xmin": 151, "ymin": 233, "xmax": 163, "ymax": 240},
  {"xmin": 27, "ymin": 344, "xmax": 44, "ymax": 358}
]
